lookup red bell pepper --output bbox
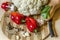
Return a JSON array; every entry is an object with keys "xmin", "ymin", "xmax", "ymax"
[
  {"xmin": 10, "ymin": 12, "xmax": 24, "ymax": 24},
  {"xmin": 1, "ymin": 2, "xmax": 10, "ymax": 11},
  {"xmin": 25, "ymin": 17, "xmax": 37, "ymax": 32}
]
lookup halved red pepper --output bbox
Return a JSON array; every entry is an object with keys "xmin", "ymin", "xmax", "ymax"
[
  {"xmin": 25, "ymin": 17, "xmax": 37, "ymax": 32},
  {"xmin": 10, "ymin": 12, "xmax": 24, "ymax": 24},
  {"xmin": 1, "ymin": 2, "xmax": 10, "ymax": 11}
]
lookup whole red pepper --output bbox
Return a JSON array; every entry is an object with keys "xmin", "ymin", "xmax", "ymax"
[
  {"xmin": 25, "ymin": 17, "xmax": 37, "ymax": 32},
  {"xmin": 1, "ymin": 2, "xmax": 10, "ymax": 11},
  {"xmin": 10, "ymin": 12, "xmax": 24, "ymax": 24}
]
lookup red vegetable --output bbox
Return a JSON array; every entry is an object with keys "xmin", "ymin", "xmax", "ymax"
[
  {"xmin": 10, "ymin": 12, "xmax": 24, "ymax": 24},
  {"xmin": 1, "ymin": 2, "xmax": 9, "ymax": 11},
  {"xmin": 26, "ymin": 17, "xmax": 37, "ymax": 32}
]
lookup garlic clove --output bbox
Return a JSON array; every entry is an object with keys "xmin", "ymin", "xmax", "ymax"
[{"xmin": 25, "ymin": 32, "xmax": 30, "ymax": 37}]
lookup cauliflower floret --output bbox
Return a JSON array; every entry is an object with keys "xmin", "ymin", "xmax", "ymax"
[
  {"xmin": 12, "ymin": 0, "xmax": 48, "ymax": 16},
  {"xmin": 20, "ymin": 31, "xmax": 30, "ymax": 37},
  {"xmin": 41, "ymin": 0, "xmax": 48, "ymax": 5}
]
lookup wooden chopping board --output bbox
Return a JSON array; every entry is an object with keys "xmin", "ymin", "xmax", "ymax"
[
  {"xmin": 1, "ymin": 0, "xmax": 60, "ymax": 40},
  {"xmin": 45, "ymin": 8, "xmax": 60, "ymax": 40},
  {"xmin": 1, "ymin": 10, "xmax": 50, "ymax": 40}
]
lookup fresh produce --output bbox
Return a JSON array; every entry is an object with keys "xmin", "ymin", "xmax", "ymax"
[
  {"xmin": 1, "ymin": 1, "xmax": 51, "ymax": 34},
  {"xmin": 10, "ymin": 12, "xmax": 24, "ymax": 24},
  {"xmin": 13, "ymin": 0, "xmax": 48, "ymax": 16},
  {"xmin": 1, "ymin": 2, "xmax": 9, "ymax": 11},
  {"xmin": 41, "ymin": 5, "xmax": 51, "ymax": 19},
  {"xmin": 25, "ymin": 17, "xmax": 37, "ymax": 32}
]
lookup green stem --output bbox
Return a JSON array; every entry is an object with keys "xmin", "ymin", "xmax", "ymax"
[
  {"xmin": 34, "ymin": 29, "xmax": 38, "ymax": 33},
  {"xmin": 21, "ymin": 19, "xmax": 26, "ymax": 23}
]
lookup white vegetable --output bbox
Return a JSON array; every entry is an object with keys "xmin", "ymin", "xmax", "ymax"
[
  {"xmin": 37, "ymin": 19, "xmax": 44, "ymax": 25},
  {"xmin": 20, "ymin": 31, "xmax": 30, "ymax": 37},
  {"xmin": 15, "ymin": 35, "xmax": 20, "ymax": 40},
  {"xmin": 41, "ymin": 0, "xmax": 48, "ymax": 5},
  {"xmin": 12, "ymin": 0, "xmax": 48, "ymax": 16},
  {"xmin": 10, "ymin": 4, "xmax": 15, "ymax": 11},
  {"xmin": 25, "ymin": 32, "xmax": 30, "ymax": 37}
]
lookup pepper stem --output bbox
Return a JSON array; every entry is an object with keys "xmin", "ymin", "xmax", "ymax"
[
  {"xmin": 21, "ymin": 20, "xmax": 26, "ymax": 23},
  {"xmin": 34, "ymin": 29, "xmax": 37, "ymax": 33}
]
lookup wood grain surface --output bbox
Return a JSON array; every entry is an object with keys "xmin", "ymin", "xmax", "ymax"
[
  {"xmin": 0, "ymin": 0, "xmax": 60, "ymax": 40},
  {"xmin": 1, "ymin": 11, "xmax": 50, "ymax": 40}
]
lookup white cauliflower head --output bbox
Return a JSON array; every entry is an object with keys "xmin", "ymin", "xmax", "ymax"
[{"xmin": 12, "ymin": 0, "xmax": 48, "ymax": 16}]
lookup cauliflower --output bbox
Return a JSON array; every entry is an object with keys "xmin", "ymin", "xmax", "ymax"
[{"xmin": 12, "ymin": 0, "xmax": 48, "ymax": 16}]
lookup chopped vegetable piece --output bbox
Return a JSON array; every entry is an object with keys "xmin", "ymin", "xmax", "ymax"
[
  {"xmin": 25, "ymin": 17, "xmax": 37, "ymax": 32},
  {"xmin": 41, "ymin": 5, "xmax": 51, "ymax": 19}
]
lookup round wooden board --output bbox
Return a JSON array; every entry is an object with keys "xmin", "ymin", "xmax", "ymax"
[{"xmin": 0, "ymin": 0, "xmax": 60, "ymax": 40}]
